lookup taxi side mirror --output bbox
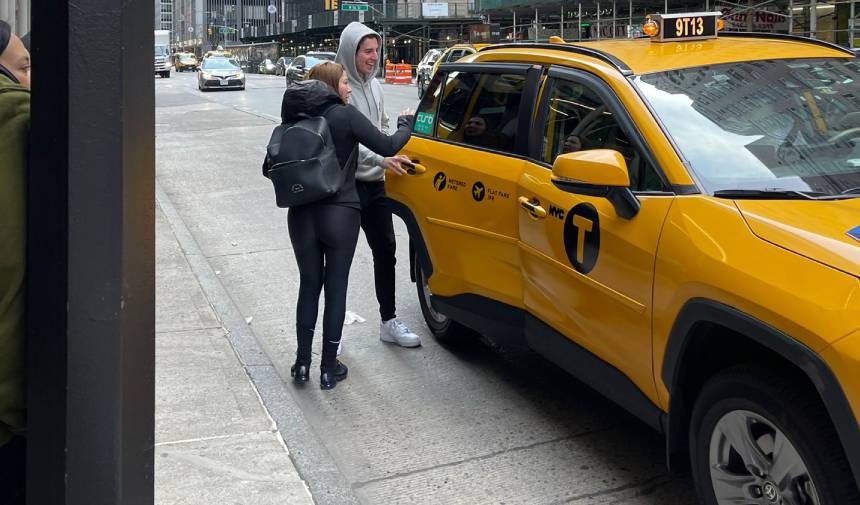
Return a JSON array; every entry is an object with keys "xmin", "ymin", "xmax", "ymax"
[{"xmin": 551, "ymin": 149, "xmax": 640, "ymax": 219}]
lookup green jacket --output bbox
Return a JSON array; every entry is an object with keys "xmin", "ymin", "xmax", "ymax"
[{"xmin": 0, "ymin": 74, "xmax": 29, "ymax": 447}]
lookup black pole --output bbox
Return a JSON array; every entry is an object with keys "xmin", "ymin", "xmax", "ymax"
[{"xmin": 28, "ymin": 0, "xmax": 156, "ymax": 503}]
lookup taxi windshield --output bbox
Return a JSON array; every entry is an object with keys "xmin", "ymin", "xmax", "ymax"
[
  {"xmin": 635, "ymin": 58, "xmax": 860, "ymax": 197},
  {"xmin": 202, "ymin": 58, "xmax": 240, "ymax": 70}
]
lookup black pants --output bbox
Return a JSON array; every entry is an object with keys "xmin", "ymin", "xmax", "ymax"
[
  {"xmin": 288, "ymin": 204, "xmax": 360, "ymax": 370},
  {"xmin": 356, "ymin": 180, "xmax": 397, "ymax": 322}
]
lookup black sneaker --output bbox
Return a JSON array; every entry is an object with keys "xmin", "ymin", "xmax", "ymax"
[
  {"xmin": 290, "ymin": 362, "xmax": 310, "ymax": 383},
  {"xmin": 320, "ymin": 360, "xmax": 348, "ymax": 390}
]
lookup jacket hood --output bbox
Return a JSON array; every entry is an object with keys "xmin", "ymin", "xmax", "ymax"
[
  {"xmin": 335, "ymin": 22, "xmax": 381, "ymax": 85},
  {"xmin": 735, "ymin": 198, "xmax": 860, "ymax": 278},
  {"xmin": 280, "ymin": 79, "xmax": 342, "ymax": 123}
]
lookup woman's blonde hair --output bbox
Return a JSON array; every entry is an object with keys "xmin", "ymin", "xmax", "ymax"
[{"xmin": 306, "ymin": 61, "xmax": 345, "ymax": 100}]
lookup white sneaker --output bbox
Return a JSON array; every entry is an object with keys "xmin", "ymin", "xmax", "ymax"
[{"xmin": 380, "ymin": 319, "xmax": 421, "ymax": 348}]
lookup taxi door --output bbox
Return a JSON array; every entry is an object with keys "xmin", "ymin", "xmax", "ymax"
[
  {"xmin": 517, "ymin": 68, "xmax": 674, "ymax": 402},
  {"xmin": 388, "ymin": 64, "xmax": 540, "ymax": 308}
]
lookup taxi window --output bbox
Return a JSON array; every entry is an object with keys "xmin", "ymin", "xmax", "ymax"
[
  {"xmin": 413, "ymin": 71, "xmax": 445, "ymax": 136},
  {"xmin": 435, "ymin": 71, "xmax": 525, "ymax": 154},
  {"xmin": 541, "ymin": 78, "xmax": 664, "ymax": 192}
]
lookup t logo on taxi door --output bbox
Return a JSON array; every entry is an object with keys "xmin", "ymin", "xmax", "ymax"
[{"xmin": 563, "ymin": 203, "xmax": 600, "ymax": 274}]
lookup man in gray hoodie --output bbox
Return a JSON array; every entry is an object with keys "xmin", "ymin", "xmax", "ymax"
[{"xmin": 336, "ymin": 22, "xmax": 421, "ymax": 348}]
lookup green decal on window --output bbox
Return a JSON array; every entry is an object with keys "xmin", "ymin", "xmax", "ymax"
[{"xmin": 414, "ymin": 112, "xmax": 434, "ymax": 135}]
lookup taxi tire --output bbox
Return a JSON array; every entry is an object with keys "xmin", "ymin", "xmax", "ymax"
[
  {"xmin": 690, "ymin": 365, "xmax": 860, "ymax": 505},
  {"xmin": 415, "ymin": 261, "xmax": 473, "ymax": 342}
]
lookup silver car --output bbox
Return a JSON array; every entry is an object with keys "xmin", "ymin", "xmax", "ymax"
[
  {"xmin": 416, "ymin": 49, "xmax": 442, "ymax": 98},
  {"xmin": 197, "ymin": 57, "xmax": 246, "ymax": 91}
]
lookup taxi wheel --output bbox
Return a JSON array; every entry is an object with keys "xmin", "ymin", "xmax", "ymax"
[
  {"xmin": 415, "ymin": 261, "xmax": 472, "ymax": 342},
  {"xmin": 690, "ymin": 365, "xmax": 860, "ymax": 505}
]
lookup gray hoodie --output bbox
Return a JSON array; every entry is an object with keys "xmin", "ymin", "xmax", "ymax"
[{"xmin": 336, "ymin": 22, "xmax": 390, "ymax": 182}]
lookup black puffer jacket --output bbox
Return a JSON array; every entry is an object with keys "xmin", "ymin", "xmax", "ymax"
[{"xmin": 267, "ymin": 80, "xmax": 413, "ymax": 209}]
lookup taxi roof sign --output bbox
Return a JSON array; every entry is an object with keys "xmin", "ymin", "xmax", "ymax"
[{"xmin": 649, "ymin": 12, "xmax": 721, "ymax": 42}]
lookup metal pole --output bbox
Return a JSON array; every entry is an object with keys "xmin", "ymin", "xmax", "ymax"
[
  {"xmin": 578, "ymin": 2, "xmax": 582, "ymax": 40},
  {"xmin": 810, "ymin": 0, "xmax": 816, "ymax": 37},
  {"xmin": 561, "ymin": 4, "xmax": 565, "ymax": 38},
  {"xmin": 513, "ymin": 9, "xmax": 517, "ymax": 40},
  {"xmin": 789, "ymin": 0, "xmax": 794, "ymax": 32},
  {"xmin": 597, "ymin": 1, "xmax": 601, "ymax": 39},
  {"xmin": 850, "ymin": 0, "xmax": 854, "ymax": 48},
  {"xmin": 535, "ymin": 7, "xmax": 539, "ymax": 41},
  {"xmin": 629, "ymin": 0, "xmax": 633, "ymax": 37},
  {"xmin": 613, "ymin": 0, "xmax": 616, "ymax": 37}
]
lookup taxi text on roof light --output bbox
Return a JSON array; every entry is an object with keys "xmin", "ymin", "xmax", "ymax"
[{"xmin": 648, "ymin": 12, "xmax": 721, "ymax": 42}]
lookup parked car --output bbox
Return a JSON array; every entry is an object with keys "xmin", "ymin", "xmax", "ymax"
[
  {"xmin": 390, "ymin": 16, "xmax": 860, "ymax": 505},
  {"xmin": 306, "ymin": 51, "xmax": 336, "ymax": 61},
  {"xmin": 427, "ymin": 44, "xmax": 487, "ymax": 85},
  {"xmin": 416, "ymin": 48, "xmax": 442, "ymax": 98},
  {"xmin": 285, "ymin": 54, "xmax": 333, "ymax": 86},
  {"xmin": 174, "ymin": 52, "xmax": 199, "ymax": 72},
  {"xmin": 275, "ymin": 56, "xmax": 293, "ymax": 76},
  {"xmin": 197, "ymin": 57, "xmax": 245, "ymax": 91},
  {"xmin": 257, "ymin": 58, "xmax": 277, "ymax": 74}
]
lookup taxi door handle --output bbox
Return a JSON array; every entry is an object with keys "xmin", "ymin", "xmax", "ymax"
[
  {"xmin": 402, "ymin": 160, "xmax": 426, "ymax": 176},
  {"xmin": 518, "ymin": 196, "xmax": 547, "ymax": 219}
]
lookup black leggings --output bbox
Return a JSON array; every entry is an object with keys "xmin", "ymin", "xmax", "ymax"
[{"xmin": 287, "ymin": 204, "xmax": 360, "ymax": 370}]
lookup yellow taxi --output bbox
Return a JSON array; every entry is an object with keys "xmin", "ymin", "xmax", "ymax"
[
  {"xmin": 388, "ymin": 12, "xmax": 860, "ymax": 504},
  {"xmin": 428, "ymin": 43, "xmax": 489, "ymax": 84}
]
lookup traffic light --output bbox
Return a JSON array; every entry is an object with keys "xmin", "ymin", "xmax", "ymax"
[
  {"xmin": 324, "ymin": 0, "xmax": 338, "ymax": 11},
  {"xmin": 208, "ymin": 26, "xmax": 213, "ymax": 36}
]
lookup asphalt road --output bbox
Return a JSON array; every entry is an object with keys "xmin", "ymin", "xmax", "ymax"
[{"xmin": 156, "ymin": 71, "xmax": 698, "ymax": 505}]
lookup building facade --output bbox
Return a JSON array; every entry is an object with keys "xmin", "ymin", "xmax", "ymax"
[{"xmin": 172, "ymin": 0, "xmax": 287, "ymax": 54}]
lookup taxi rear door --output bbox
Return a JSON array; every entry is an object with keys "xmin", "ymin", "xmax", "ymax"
[
  {"xmin": 517, "ymin": 67, "xmax": 675, "ymax": 414},
  {"xmin": 388, "ymin": 63, "xmax": 541, "ymax": 309}
]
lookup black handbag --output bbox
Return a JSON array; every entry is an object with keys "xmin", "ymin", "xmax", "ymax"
[{"xmin": 264, "ymin": 114, "xmax": 356, "ymax": 208}]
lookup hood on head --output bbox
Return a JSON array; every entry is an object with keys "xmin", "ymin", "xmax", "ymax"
[
  {"xmin": 280, "ymin": 79, "xmax": 342, "ymax": 123},
  {"xmin": 335, "ymin": 22, "xmax": 381, "ymax": 85}
]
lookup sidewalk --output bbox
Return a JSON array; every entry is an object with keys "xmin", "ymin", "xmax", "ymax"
[{"xmin": 154, "ymin": 200, "xmax": 315, "ymax": 505}]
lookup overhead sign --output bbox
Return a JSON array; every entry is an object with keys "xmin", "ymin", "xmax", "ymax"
[
  {"xmin": 717, "ymin": 5, "xmax": 788, "ymax": 32},
  {"xmin": 342, "ymin": 2, "xmax": 368, "ymax": 11},
  {"xmin": 422, "ymin": 2, "xmax": 449, "ymax": 17}
]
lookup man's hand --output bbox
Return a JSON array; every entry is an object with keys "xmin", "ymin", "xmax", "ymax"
[{"xmin": 382, "ymin": 154, "xmax": 411, "ymax": 176}]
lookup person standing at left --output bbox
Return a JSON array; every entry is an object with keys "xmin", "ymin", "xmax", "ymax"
[{"xmin": 0, "ymin": 19, "xmax": 31, "ymax": 504}]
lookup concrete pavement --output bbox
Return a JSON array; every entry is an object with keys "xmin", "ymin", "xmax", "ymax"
[{"xmin": 154, "ymin": 196, "xmax": 315, "ymax": 504}]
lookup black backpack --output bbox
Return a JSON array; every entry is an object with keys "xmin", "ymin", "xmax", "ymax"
[{"xmin": 263, "ymin": 108, "xmax": 355, "ymax": 208}]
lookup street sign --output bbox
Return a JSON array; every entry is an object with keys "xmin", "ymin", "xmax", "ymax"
[
  {"xmin": 267, "ymin": 4, "xmax": 277, "ymax": 14},
  {"xmin": 341, "ymin": 2, "xmax": 368, "ymax": 11},
  {"xmin": 187, "ymin": 26, "xmax": 194, "ymax": 33}
]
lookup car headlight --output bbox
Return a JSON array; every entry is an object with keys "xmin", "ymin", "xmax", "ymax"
[
  {"xmin": 237, "ymin": 72, "xmax": 245, "ymax": 79},
  {"xmin": 201, "ymin": 72, "xmax": 213, "ymax": 80}
]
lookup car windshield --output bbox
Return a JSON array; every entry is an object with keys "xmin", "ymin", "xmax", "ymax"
[
  {"xmin": 305, "ymin": 57, "xmax": 328, "ymax": 68},
  {"xmin": 202, "ymin": 58, "xmax": 240, "ymax": 70},
  {"xmin": 309, "ymin": 53, "xmax": 335, "ymax": 61},
  {"xmin": 179, "ymin": 55, "xmax": 195, "ymax": 62},
  {"xmin": 154, "ymin": 47, "xmax": 169, "ymax": 57},
  {"xmin": 634, "ymin": 58, "xmax": 860, "ymax": 196}
]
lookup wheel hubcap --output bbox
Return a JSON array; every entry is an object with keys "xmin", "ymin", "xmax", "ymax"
[{"xmin": 708, "ymin": 409, "xmax": 820, "ymax": 505}]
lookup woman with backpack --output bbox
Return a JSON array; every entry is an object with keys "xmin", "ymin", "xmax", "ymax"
[{"xmin": 264, "ymin": 61, "xmax": 413, "ymax": 390}]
